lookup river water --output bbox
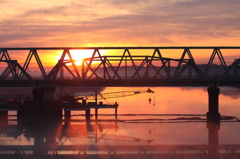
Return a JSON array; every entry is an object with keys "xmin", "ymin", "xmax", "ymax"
[
  {"xmin": 72, "ymin": 87, "xmax": 240, "ymax": 144},
  {"xmin": 75, "ymin": 86, "xmax": 240, "ymax": 119},
  {"xmin": 1, "ymin": 86, "xmax": 240, "ymax": 158}
]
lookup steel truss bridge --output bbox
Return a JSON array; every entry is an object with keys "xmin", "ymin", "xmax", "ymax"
[{"xmin": 0, "ymin": 47, "xmax": 240, "ymax": 87}]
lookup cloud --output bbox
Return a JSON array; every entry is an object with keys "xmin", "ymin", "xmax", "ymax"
[{"xmin": 1, "ymin": 0, "xmax": 240, "ymax": 47}]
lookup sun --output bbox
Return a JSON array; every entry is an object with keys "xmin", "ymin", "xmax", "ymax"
[
  {"xmin": 54, "ymin": 49, "xmax": 105, "ymax": 66},
  {"xmin": 69, "ymin": 49, "xmax": 95, "ymax": 65}
]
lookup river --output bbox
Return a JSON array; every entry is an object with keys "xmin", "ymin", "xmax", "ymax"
[{"xmin": 1, "ymin": 86, "xmax": 240, "ymax": 158}]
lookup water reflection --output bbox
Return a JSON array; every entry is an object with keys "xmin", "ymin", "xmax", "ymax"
[
  {"xmin": 0, "ymin": 87, "xmax": 239, "ymax": 158},
  {"xmin": 0, "ymin": 116, "xmax": 239, "ymax": 159}
]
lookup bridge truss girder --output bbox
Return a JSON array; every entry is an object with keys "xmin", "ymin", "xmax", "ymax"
[{"xmin": 0, "ymin": 47, "xmax": 239, "ymax": 87}]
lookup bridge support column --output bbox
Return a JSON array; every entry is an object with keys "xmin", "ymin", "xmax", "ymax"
[
  {"xmin": 95, "ymin": 108, "xmax": 98, "ymax": 119},
  {"xmin": 0, "ymin": 111, "xmax": 8, "ymax": 126},
  {"xmin": 86, "ymin": 109, "xmax": 91, "ymax": 120},
  {"xmin": 50, "ymin": 105, "xmax": 62, "ymax": 121},
  {"xmin": 17, "ymin": 109, "xmax": 26, "ymax": 125},
  {"xmin": 65, "ymin": 111, "xmax": 71, "ymax": 124},
  {"xmin": 44, "ymin": 87, "xmax": 56, "ymax": 101},
  {"xmin": 32, "ymin": 87, "xmax": 56, "ymax": 102},
  {"xmin": 115, "ymin": 108, "xmax": 118, "ymax": 119},
  {"xmin": 207, "ymin": 86, "xmax": 220, "ymax": 122},
  {"xmin": 32, "ymin": 88, "xmax": 44, "ymax": 102}
]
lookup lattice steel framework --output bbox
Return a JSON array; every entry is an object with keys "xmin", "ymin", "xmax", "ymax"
[{"xmin": 0, "ymin": 47, "xmax": 239, "ymax": 87}]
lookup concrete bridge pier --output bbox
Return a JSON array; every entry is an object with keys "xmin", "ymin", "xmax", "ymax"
[
  {"xmin": 95, "ymin": 108, "xmax": 98, "ymax": 119},
  {"xmin": 32, "ymin": 88, "xmax": 45, "ymax": 102},
  {"xmin": 82, "ymin": 100, "xmax": 91, "ymax": 120},
  {"xmin": 32, "ymin": 87, "xmax": 63, "ymax": 121},
  {"xmin": 86, "ymin": 109, "xmax": 91, "ymax": 120},
  {"xmin": 47, "ymin": 103, "xmax": 62, "ymax": 121},
  {"xmin": 44, "ymin": 87, "xmax": 56, "ymax": 101},
  {"xmin": 0, "ymin": 111, "xmax": 8, "ymax": 126},
  {"xmin": 115, "ymin": 107, "xmax": 118, "ymax": 119},
  {"xmin": 64, "ymin": 111, "xmax": 71, "ymax": 125},
  {"xmin": 32, "ymin": 87, "xmax": 56, "ymax": 102},
  {"xmin": 207, "ymin": 86, "xmax": 221, "ymax": 122},
  {"xmin": 17, "ymin": 109, "xmax": 26, "ymax": 125}
]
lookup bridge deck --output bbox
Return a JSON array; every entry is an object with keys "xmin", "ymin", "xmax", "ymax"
[{"xmin": 0, "ymin": 79, "xmax": 238, "ymax": 87}]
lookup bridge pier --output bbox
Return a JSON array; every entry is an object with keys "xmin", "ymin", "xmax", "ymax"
[
  {"xmin": 115, "ymin": 107, "xmax": 118, "ymax": 119},
  {"xmin": 95, "ymin": 108, "xmax": 98, "ymax": 119},
  {"xmin": 32, "ymin": 88, "xmax": 45, "ymax": 102},
  {"xmin": 32, "ymin": 87, "xmax": 63, "ymax": 121},
  {"xmin": 64, "ymin": 111, "xmax": 71, "ymax": 125},
  {"xmin": 82, "ymin": 100, "xmax": 91, "ymax": 120},
  {"xmin": 207, "ymin": 86, "xmax": 220, "ymax": 122},
  {"xmin": 49, "ymin": 103, "xmax": 62, "ymax": 121},
  {"xmin": 44, "ymin": 87, "xmax": 56, "ymax": 101},
  {"xmin": 0, "ymin": 111, "xmax": 8, "ymax": 126},
  {"xmin": 32, "ymin": 87, "xmax": 56, "ymax": 102},
  {"xmin": 86, "ymin": 109, "xmax": 91, "ymax": 120},
  {"xmin": 17, "ymin": 109, "xmax": 26, "ymax": 125}
]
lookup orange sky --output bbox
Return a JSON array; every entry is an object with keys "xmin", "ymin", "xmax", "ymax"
[{"xmin": 1, "ymin": 0, "xmax": 240, "ymax": 64}]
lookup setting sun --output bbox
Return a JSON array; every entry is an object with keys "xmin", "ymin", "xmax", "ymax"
[
  {"xmin": 69, "ymin": 49, "xmax": 95, "ymax": 65},
  {"xmin": 54, "ymin": 49, "xmax": 107, "ymax": 66}
]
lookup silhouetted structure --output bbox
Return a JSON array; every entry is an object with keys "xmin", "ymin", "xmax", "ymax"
[{"xmin": 0, "ymin": 47, "xmax": 239, "ymax": 87}]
